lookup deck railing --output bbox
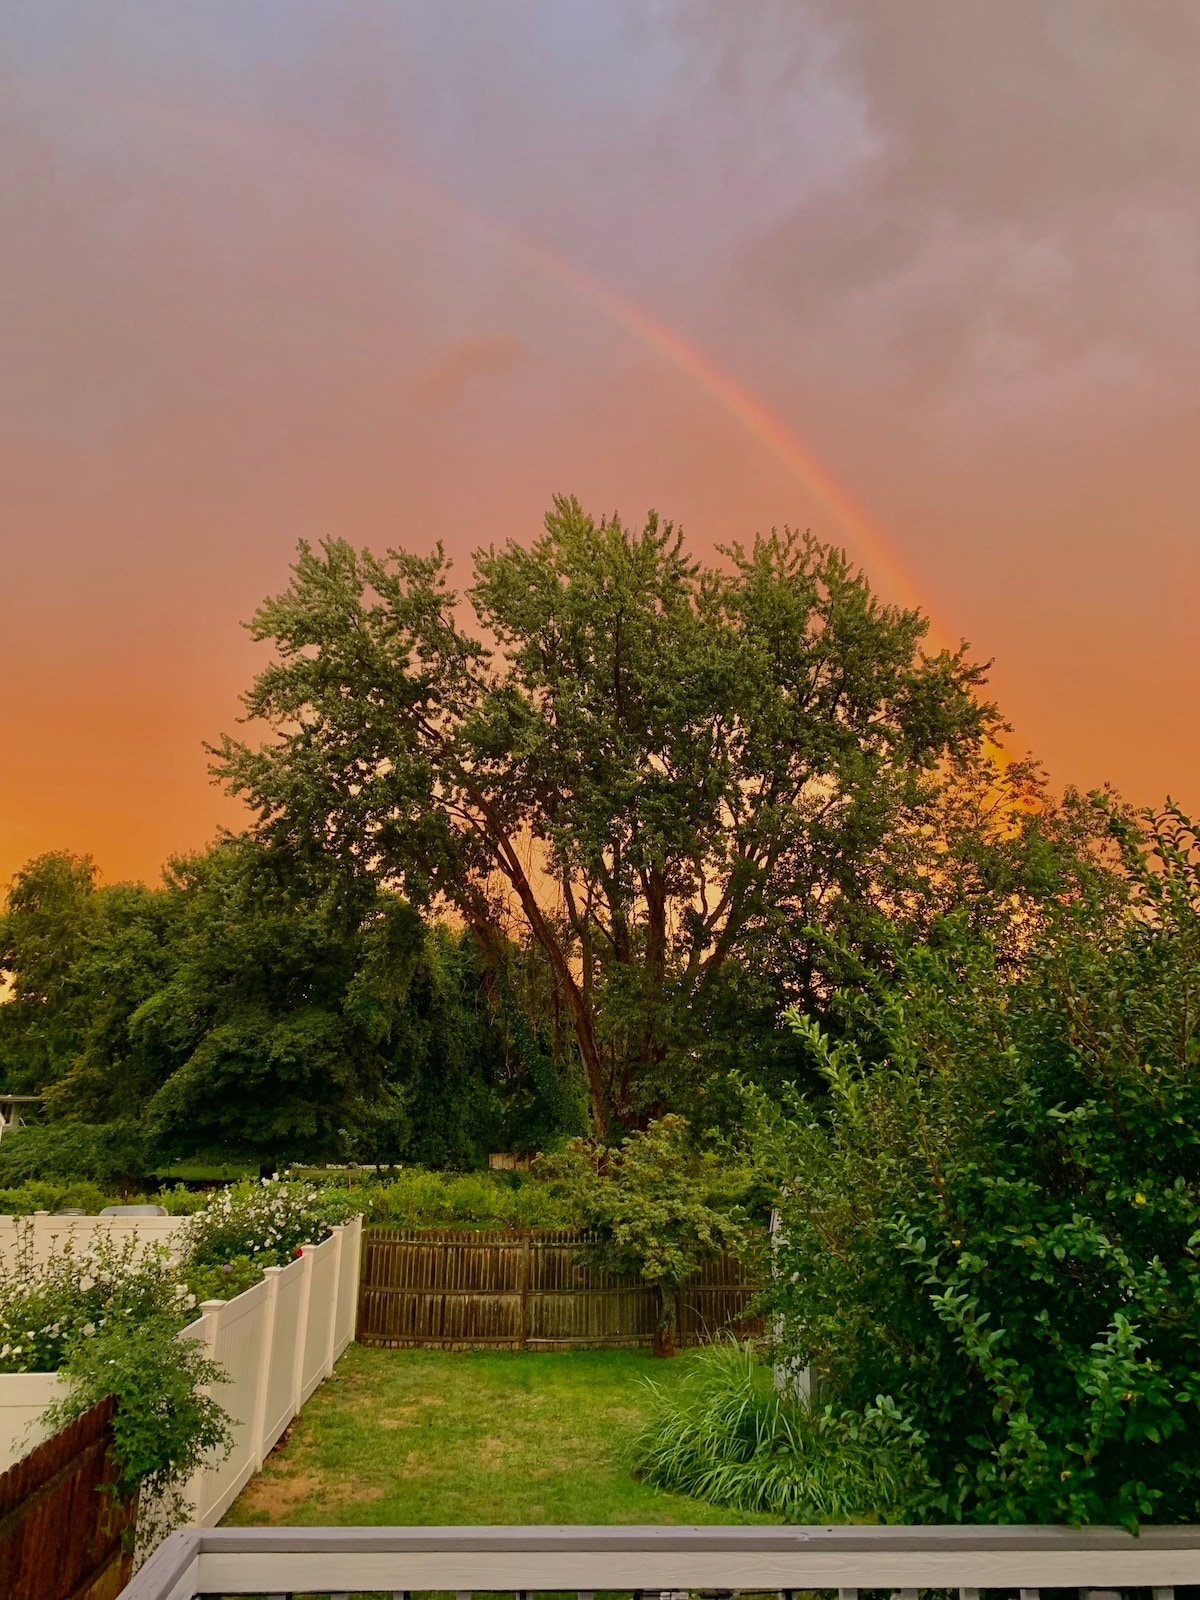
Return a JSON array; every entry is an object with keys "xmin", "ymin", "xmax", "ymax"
[{"xmin": 120, "ymin": 1522, "xmax": 1200, "ymax": 1600}]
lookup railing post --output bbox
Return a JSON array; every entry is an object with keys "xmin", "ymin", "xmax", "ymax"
[
  {"xmin": 291, "ymin": 1244, "xmax": 315, "ymax": 1412},
  {"xmin": 324, "ymin": 1225, "xmax": 344, "ymax": 1378},
  {"xmin": 252, "ymin": 1267, "xmax": 282, "ymax": 1470}
]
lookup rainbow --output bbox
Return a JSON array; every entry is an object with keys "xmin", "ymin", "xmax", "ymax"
[
  {"xmin": 389, "ymin": 169, "xmax": 942, "ymax": 635},
  {"xmin": 115, "ymin": 97, "xmax": 956, "ymax": 654}
]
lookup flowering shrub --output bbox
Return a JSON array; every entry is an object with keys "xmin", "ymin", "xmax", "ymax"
[
  {"xmin": 0, "ymin": 1225, "xmax": 195, "ymax": 1373},
  {"xmin": 179, "ymin": 1178, "xmax": 357, "ymax": 1296}
]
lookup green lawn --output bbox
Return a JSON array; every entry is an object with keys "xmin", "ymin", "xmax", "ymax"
[{"xmin": 225, "ymin": 1344, "xmax": 776, "ymax": 1527}]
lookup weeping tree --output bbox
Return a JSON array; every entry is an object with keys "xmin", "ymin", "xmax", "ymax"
[{"xmin": 213, "ymin": 496, "xmax": 995, "ymax": 1136}]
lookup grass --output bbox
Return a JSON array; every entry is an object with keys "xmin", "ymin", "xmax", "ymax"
[{"xmin": 225, "ymin": 1345, "xmax": 779, "ymax": 1527}]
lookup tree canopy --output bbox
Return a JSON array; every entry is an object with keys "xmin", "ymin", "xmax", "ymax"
[{"xmin": 215, "ymin": 497, "xmax": 1001, "ymax": 1135}]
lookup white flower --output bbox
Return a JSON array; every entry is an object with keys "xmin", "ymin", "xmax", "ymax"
[
  {"xmin": 81, "ymin": 1323, "xmax": 96, "ymax": 1337},
  {"xmin": 79, "ymin": 1276, "xmax": 95, "ymax": 1292}
]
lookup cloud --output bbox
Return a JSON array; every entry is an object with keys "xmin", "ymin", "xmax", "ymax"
[
  {"xmin": 413, "ymin": 334, "xmax": 526, "ymax": 408},
  {"xmin": 675, "ymin": 0, "xmax": 1200, "ymax": 402}
]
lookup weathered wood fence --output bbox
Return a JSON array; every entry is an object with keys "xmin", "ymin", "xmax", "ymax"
[
  {"xmin": 357, "ymin": 1228, "xmax": 761, "ymax": 1348},
  {"xmin": 0, "ymin": 1395, "xmax": 136, "ymax": 1600}
]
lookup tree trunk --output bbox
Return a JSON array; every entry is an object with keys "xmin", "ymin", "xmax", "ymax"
[{"xmin": 652, "ymin": 1283, "xmax": 678, "ymax": 1358}]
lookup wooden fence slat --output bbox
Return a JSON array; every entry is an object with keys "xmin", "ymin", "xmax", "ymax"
[
  {"xmin": 0, "ymin": 1395, "xmax": 137, "ymax": 1600},
  {"xmin": 356, "ymin": 1229, "xmax": 762, "ymax": 1349}
]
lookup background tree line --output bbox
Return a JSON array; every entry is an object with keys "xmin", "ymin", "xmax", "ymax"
[
  {"xmin": 0, "ymin": 839, "xmax": 585, "ymax": 1178},
  {"xmin": 1, "ymin": 499, "xmax": 1125, "ymax": 1177}
]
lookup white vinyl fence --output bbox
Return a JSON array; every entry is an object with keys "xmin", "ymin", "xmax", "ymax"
[
  {"xmin": 182, "ymin": 1215, "xmax": 362, "ymax": 1526},
  {"xmin": 0, "ymin": 1213, "xmax": 362, "ymax": 1528},
  {"xmin": 0, "ymin": 1210, "xmax": 188, "ymax": 1269}
]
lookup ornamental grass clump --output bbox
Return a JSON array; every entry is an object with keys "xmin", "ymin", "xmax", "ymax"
[{"xmin": 633, "ymin": 1340, "xmax": 927, "ymax": 1520}]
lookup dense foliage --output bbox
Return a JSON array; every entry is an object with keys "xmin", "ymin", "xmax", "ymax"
[
  {"xmin": 46, "ymin": 1313, "xmax": 232, "ymax": 1505},
  {"xmin": 758, "ymin": 803, "xmax": 1200, "ymax": 1526},
  {"xmin": 0, "ymin": 840, "xmax": 581, "ymax": 1172},
  {"xmin": 539, "ymin": 1114, "xmax": 752, "ymax": 1354},
  {"xmin": 0, "ymin": 1229, "xmax": 197, "ymax": 1374}
]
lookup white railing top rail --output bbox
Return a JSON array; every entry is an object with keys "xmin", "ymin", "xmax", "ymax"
[{"xmin": 122, "ymin": 1522, "xmax": 1200, "ymax": 1600}]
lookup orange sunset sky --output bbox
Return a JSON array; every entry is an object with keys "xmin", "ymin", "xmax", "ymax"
[{"xmin": 2, "ymin": 2, "xmax": 1199, "ymax": 890}]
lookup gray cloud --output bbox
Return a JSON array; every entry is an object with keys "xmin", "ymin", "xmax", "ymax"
[{"xmin": 414, "ymin": 334, "xmax": 527, "ymax": 409}]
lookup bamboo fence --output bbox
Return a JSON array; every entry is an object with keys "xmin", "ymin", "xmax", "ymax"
[{"xmin": 356, "ymin": 1227, "xmax": 761, "ymax": 1349}]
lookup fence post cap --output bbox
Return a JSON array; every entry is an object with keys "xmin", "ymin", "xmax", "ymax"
[
  {"xmin": 198, "ymin": 1298, "xmax": 226, "ymax": 1312},
  {"xmin": 262, "ymin": 1263, "xmax": 285, "ymax": 1276}
]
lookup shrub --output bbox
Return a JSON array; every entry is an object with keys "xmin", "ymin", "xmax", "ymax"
[
  {"xmin": 0, "ymin": 1227, "xmax": 195, "ymax": 1373},
  {"xmin": 537, "ymin": 1115, "xmax": 752, "ymax": 1355},
  {"xmin": 758, "ymin": 804, "xmax": 1200, "ymax": 1527},
  {"xmin": 0, "ymin": 1122, "xmax": 156, "ymax": 1187},
  {"xmin": 181, "ymin": 1177, "xmax": 343, "ymax": 1271},
  {"xmin": 325, "ymin": 1167, "xmax": 573, "ymax": 1230},
  {"xmin": 44, "ymin": 1310, "xmax": 231, "ymax": 1503},
  {"xmin": 0, "ymin": 1179, "xmax": 112, "ymax": 1216},
  {"xmin": 185, "ymin": 1254, "xmax": 266, "ymax": 1303},
  {"xmin": 634, "ymin": 1341, "xmax": 928, "ymax": 1519}
]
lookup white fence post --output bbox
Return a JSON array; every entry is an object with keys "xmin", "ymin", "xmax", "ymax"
[
  {"xmin": 182, "ymin": 1299, "xmax": 226, "ymax": 1527},
  {"xmin": 291, "ymin": 1245, "xmax": 314, "ymax": 1414},
  {"xmin": 323, "ymin": 1226, "xmax": 344, "ymax": 1379},
  {"xmin": 251, "ymin": 1266, "xmax": 282, "ymax": 1471}
]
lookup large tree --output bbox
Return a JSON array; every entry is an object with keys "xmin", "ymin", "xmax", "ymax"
[
  {"xmin": 214, "ymin": 492, "xmax": 998, "ymax": 1132},
  {"xmin": 215, "ymin": 498, "xmax": 998, "ymax": 1135}
]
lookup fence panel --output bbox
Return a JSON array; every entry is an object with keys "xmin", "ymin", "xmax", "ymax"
[
  {"xmin": 0, "ymin": 1373, "xmax": 66, "ymax": 1472},
  {"xmin": 260, "ymin": 1257, "xmax": 304, "ymax": 1458},
  {"xmin": 298, "ymin": 1232, "xmax": 338, "ymax": 1403},
  {"xmin": 332, "ymin": 1214, "xmax": 362, "ymax": 1360},
  {"xmin": 357, "ymin": 1229, "xmax": 760, "ymax": 1349},
  {"xmin": 191, "ymin": 1277, "xmax": 271, "ymax": 1526},
  {"xmin": 0, "ymin": 1213, "xmax": 187, "ymax": 1272},
  {"xmin": 0, "ymin": 1395, "xmax": 136, "ymax": 1600}
]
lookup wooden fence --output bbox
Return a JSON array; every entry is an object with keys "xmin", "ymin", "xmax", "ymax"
[
  {"xmin": 357, "ymin": 1228, "xmax": 761, "ymax": 1348},
  {"xmin": 0, "ymin": 1395, "xmax": 136, "ymax": 1600}
]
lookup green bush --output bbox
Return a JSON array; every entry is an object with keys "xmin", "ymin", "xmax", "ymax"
[
  {"xmin": 0, "ymin": 1179, "xmax": 112, "ymax": 1216},
  {"xmin": 185, "ymin": 1253, "xmax": 265, "ymax": 1303},
  {"xmin": 323, "ymin": 1167, "xmax": 573, "ymax": 1230},
  {"xmin": 180, "ymin": 1178, "xmax": 357, "ymax": 1275},
  {"xmin": 0, "ymin": 1122, "xmax": 156, "ymax": 1187},
  {"xmin": 634, "ymin": 1341, "xmax": 928, "ymax": 1519},
  {"xmin": 758, "ymin": 804, "xmax": 1200, "ymax": 1527},
  {"xmin": 44, "ymin": 1310, "xmax": 231, "ymax": 1503},
  {"xmin": 0, "ymin": 1227, "xmax": 196, "ymax": 1373},
  {"xmin": 537, "ymin": 1116, "xmax": 753, "ymax": 1354}
]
